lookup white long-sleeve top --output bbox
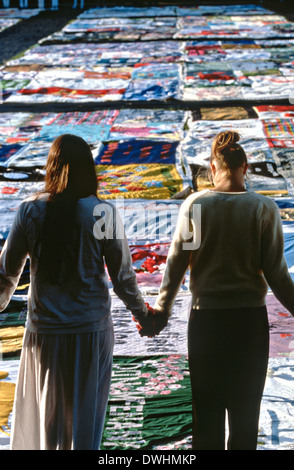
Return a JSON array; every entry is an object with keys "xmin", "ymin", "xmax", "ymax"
[
  {"xmin": 0, "ymin": 194, "xmax": 147, "ymax": 333},
  {"xmin": 155, "ymin": 189, "xmax": 294, "ymax": 316}
]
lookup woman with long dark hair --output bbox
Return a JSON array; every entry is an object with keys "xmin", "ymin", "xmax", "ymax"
[
  {"xmin": 0, "ymin": 134, "xmax": 153, "ymax": 450},
  {"xmin": 154, "ymin": 130, "xmax": 294, "ymax": 450}
]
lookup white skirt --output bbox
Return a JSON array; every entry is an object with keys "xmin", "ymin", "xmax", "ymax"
[{"xmin": 10, "ymin": 326, "xmax": 114, "ymax": 450}]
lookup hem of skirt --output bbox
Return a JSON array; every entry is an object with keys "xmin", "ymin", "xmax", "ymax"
[{"xmin": 25, "ymin": 318, "xmax": 113, "ymax": 334}]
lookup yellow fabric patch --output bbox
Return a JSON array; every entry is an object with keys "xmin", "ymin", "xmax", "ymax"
[
  {"xmin": 96, "ymin": 164, "xmax": 184, "ymax": 199},
  {"xmin": 200, "ymin": 106, "xmax": 250, "ymax": 121},
  {"xmin": 0, "ymin": 374, "xmax": 15, "ymax": 434},
  {"xmin": 0, "ymin": 326, "xmax": 24, "ymax": 355}
]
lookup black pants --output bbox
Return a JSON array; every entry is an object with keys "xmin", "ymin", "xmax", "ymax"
[{"xmin": 188, "ymin": 306, "xmax": 269, "ymax": 450}]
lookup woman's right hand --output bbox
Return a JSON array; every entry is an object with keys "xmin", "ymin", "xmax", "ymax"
[{"xmin": 132, "ymin": 304, "xmax": 169, "ymax": 338}]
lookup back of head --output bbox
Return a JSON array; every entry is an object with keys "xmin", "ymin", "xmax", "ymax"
[
  {"xmin": 45, "ymin": 134, "xmax": 98, "ymax": 199},
  {"xmin": 211, "ymin": 130, "xmax": 247, "ymax": 172}
]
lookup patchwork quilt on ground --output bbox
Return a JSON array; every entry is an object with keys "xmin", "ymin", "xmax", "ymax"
[
  {"xmin": 2, "ymin": 5, "xmax": 294, "ymax": 104},
  {"xmin": 1, "ymin": 292, "xmax": 294, "ymax": 450},
  {"xmin": 1, "ymin": 3, "xmax": 294, "ymax": 451}
]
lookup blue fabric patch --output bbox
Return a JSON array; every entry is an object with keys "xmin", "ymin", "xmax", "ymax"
[{"xmin": 94, "ymin": 139, "xmax": 179, "ymax": 165}]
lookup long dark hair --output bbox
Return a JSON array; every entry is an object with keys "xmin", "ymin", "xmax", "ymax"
[{"xmin": 38, "ymin": 134, "xmax": 98, "ymax": 282}]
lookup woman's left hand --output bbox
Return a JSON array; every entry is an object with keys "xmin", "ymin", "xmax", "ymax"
[{"xmin": 132, "ymin": 303, "xmax": 169, "ymax": 338}]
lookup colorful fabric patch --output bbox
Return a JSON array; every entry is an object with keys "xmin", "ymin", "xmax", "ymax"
[
  {"xmin": 255, "ymin": 105, "xmax": 294, "ymax": 119},
  {"xmin": 272, "ymin": 148, "xmax": 294, "ymax": 179},
  {"xmin": 101, "ymin": 354, "xmax": 192, "ymax": 450},
  {"xmin": 94, "ymin": 140, "xmax": 179, "ymax": 166},
  {"xmin": 96, "ymin": 164, "xmax": 184, "ymax": 200},
  {"xmin": 262, "ymin": 119, "xmax": 294, "ymax": 139},
  {"xmin": 109, "ymin": 109, "xmax": 187, "ymax": 141},
  {"xmin": 0, "ymin": 144, "xmax": 23, "ymax": 164},
  {"xmin": 267, "ymin": 138, "xmax": 294, "ymax": 148},
  {"xmin": 123, "ymin": 79, "xmax": 179, "ymax": 101}
]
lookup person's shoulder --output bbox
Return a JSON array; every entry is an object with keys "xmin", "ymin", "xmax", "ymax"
[
  {"xmin": 18, "ymin": 192, "xmax": 48, "ymax": 211},
  {"xmin": 174, "ymin": 190, "xmax": 211, "ymax": 220},
  {"xmin": 246, "ymin": 191, "xmax": 279, "ymax": 211},
  {"xmin": 12, "ymin": 193, "xmax": 47, "ymax": 226},
  {"xmin": 244, "ymin": 192, "xmax": 282, "ymax": 227},
  {"xmin": 181, "ymin": 189, "xmax": 211, "ymax": 207},
  {"xmin": 79, "ymin": 197, "xmax": 121, "ymax": 225},
  {"xmin": 80, "ymin": 196, "xmax": 117, "ymax": 212}
]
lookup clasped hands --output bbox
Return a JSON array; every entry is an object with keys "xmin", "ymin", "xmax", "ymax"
[{"xmin": 132, "ymin": 303, "xmax": 169, "ymax": 338}]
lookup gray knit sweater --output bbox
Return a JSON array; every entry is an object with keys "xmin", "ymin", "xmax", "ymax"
[
  {"xmin": 0, "ymin": 195, "xmax": 148, "ymax": 333},
  {"xmin": 155, "ymin": 189, "xmax": 294, "ymax": 316}
]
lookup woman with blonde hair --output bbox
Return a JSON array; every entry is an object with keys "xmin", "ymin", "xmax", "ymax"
[
  {"xmin": 154, "ymin": 130, "xmax": 294, "ymax": 450},
  {"xmin": 0, "ymin": 134, "xmax": 153, "ymax": 450}
]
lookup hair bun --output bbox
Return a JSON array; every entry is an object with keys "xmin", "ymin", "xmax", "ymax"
[
  {"xmin": 210, "ymin": 130, "xmax": 247, "ymax": 172},
  {"xmin": 215, "ymin": 130, "xmax": 240, "ymax": 153}
]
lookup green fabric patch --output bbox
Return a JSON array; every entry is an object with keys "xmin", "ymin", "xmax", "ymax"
[{"xmin": 101, "ymin": 355, "xmax": 192, "ymax": 450}]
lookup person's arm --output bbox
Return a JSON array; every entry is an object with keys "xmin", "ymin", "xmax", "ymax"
[
  {"xmin": 154, "ymin": 197, "xmax": 197, "ymax": 317},
  {"xmin": 261, "ymin": 202, "xmax": 294, "ymax": 316},
  {"xmin": 0, "ymin": 203, "xmax": 29, "ymax": 311},
  {"xmin": 102, "ymin": 205, "xmax": 148, "ymax": 322}
]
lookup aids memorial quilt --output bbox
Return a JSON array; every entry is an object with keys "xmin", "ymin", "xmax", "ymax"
[
  {"xmin": 1, "ymin": 291, "xmax": 294, "ymax": 450},
  {"xmin": 2, "ymin": 3, "xmax": 294, "ymax": 105},
  {"xmin": 1, "ymin": 3, "xmax": 294, "ymax": 451}
]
